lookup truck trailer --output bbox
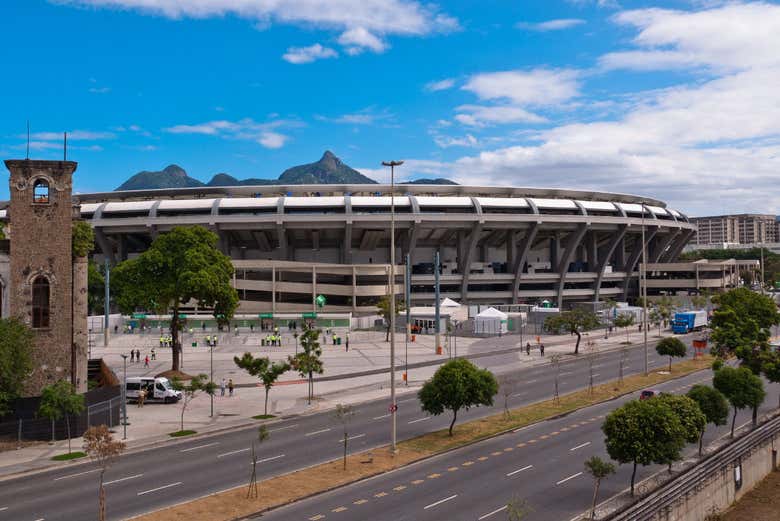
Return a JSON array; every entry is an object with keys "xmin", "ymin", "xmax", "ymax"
[{"xmin": 671, "ymin": 310, "xmax": 708, "ymax": 334}]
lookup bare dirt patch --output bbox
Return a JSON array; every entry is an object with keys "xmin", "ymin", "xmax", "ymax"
[{"xmin": 720, "ymin": 469, "xmax": 780, "ymax": 521}]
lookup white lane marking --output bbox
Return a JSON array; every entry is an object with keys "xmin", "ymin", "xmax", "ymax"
[
  {"xmin": 506, "ymin": 464, "xmax": 533, "ymax": 477},
  {"xmin": 336, "ymin": 433, "xmax": 366, "ymax": 443},
  {"xmin": 592, "ymin": 373, "xmax": 601, "ymax": 378},
  {"xmin": 408, "ymin": 416, "xmax": 431, "ymax": 424},
  {"xmin": 423, "ymin": 494, "xmax": 458, "ymax": 510},
  {"xmin": 305, "ymin": 428, "xmax": 332, "ymax": 437},
  {"xmin": 0, "ymin": 507, "xmax": 8, "ymax": 512},
  {"xmin": 180, "ymin": 442, "xmax": 219, "ymax": 453},
  {"xmin": 137, "ymin": 481, "xmax": 182, "ymax": 496},
  {"xmin": 478, "ymin": 505, "xmax": 507, "ymax": 520},
  {"xmin": 560, "ymin": 370, "xmax": 574, "ymax": 376},
  {"xmin": 570, "ymin": 442, "xmax": 591, "ymax": 452},
  {"xmin": 33, "ymin": 518, "xmax": 44, "ymax": 521},
  {"xmin": 269, "ymin": 423, "xmax": 299, "ymax": 433},
  {"xmin": 104, "ymin": 474, "xmax": 143, "ymax": 485},
  {"xmin": 373, "ymin": 414, "xmax": 391, "ymax": 420},
  {"xmin": 217, "ymin": 447, "xmax": 250, "ymax": 458},
  {"xmin": 556, "ymin": 472, "xmax": 583, "ymax": 485},
  {"xmin": 525, "ymin": 379, "xmax": 538, "ymax": 384},
  {"xmin": 249, "ymin": 454, "xmax": 285, "ymax": 465},
  {"xmin": 53, "ymin": 468, "xmax": 101, "ymax": 481},
  {"xmin": 511, "ymin": 392, "xmax": 526, "ymax": 397}
]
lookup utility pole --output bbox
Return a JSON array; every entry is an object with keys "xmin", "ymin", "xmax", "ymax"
[
  {"xmin": 641, "ymin": 202, "xmax": 649, "ymax": 376},
  {"xmin": 104, "ymin": 258, "xmax": 110, "ymax": 347},
  {"xmin": 120, "ymin": 354, "xmax": 128, "ymax": 440},
  {"xmin": 382, "ymin": 160, "xmax": 403, "ymax": 454},
  {"xmin": 405, "ymin": 253, "xmax": 411, "ymax": 385},
  {"xmin": 210, "ymin": 340, "xmax": 214, "ymax": 417},
  {"xmin": 434, "ymin": 250, "xmax": 441, "ymax": 355}
]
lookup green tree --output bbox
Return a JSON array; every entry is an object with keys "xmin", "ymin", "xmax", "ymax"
[
  {"xmin": 656, "ymin": 337, "xmax": 688, "ymax": 372},
  {"xmin": 171, "ymin": 374, "xmax": 215, "ymax": 433},
  {"xmin": 335, "ymin": 403, "xmax": 355, "ymax": 470},
  {"xmin": 613, "ymin": 313, "xmax": 635, "ymax": 344},
  {"xmin": 87, "ymin": 260, "xmax": 106, "ymax": 315},
  {"xmin": 506, "ymin": 497, "xmax": 533, "ymax": 521},
  {"xmin": 713, "ymin": 366, "xmax": 766, "ymax": 435},
  {"xmin": 657, "ymin": 394, "xmax": 706, "ymax": 471},
  {"xmin": 0, "ymin": 318, "xmax": 34, "ymax": 416},
  {"xmin": 38, "ymin": 380, "xmax": 85, "ymax": 453},
  {"xmin": 544, "ymin": 308, "xmax": 601, "ymax": 355},
  {"xmin": 112, "ymin": 226, "xmax": 238, "ymax": 371},
  {"xmin": 72, "ymin": 220, "xmax": 95, "ymax": 258},
  {"xmin": 687, "ymin": 385, "xmax": 729, "ymax": 455},
  {"xmin": 377, "ymin": 295, "xmax": 404, "ymax": 342},
  {"xmin": 649, "ymin": 307, "xmax": 662, "ymax": 337},
  {"xmin": 602, "ymin": 399, "xmax": 687, "ymax": 495},
  {"xmin": 288, "ymin": 324, "xmax": 324, "ymax": 404},
  {"xmin": 584, "ymin": 456, "xmax": 616, "ymax": 520},
  {"xmin": 418, "ymin": 358, "xmax": 498, "ymax": 436},
  {"xmin": 234, "ymin": 353, "xmax": 290, "ymax": 417}
]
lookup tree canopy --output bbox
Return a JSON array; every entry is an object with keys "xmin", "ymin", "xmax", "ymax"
[
  {"xmin": 656, "ymin": 337, "xmax": 688, "ymax": 372},
  {"xmin": 234, "ymin": 353, "xmax": 290, "ymax": 417},
  {"xmin": 112, "ymin": 226, "xmax": 238, "ymax": 371},
  {"xmin": 687, "ymin": 384, "xmax": 729, "ymax": 454},
  {"xmin": 544, "ymin": 308, "xmax": 601, "ymax": 354},
  {"xmin": 657, "ymin": 394, "xmax": 706, "ymax": 445},
  {"xmin": 377, "ymin": 295, "xmax": 405, "ymax": 342},
  {"xmin": 72, "ymin": 220, "xmax": 95, "ymax": 258},
  {"xmin": 602, "ymin": 398, "xmax": 687, "ymax": 495},
  {"xmin": 38, "ymin": 380, "xmax": 85, "ymax": 452},
  {"xmin": 0, "ymin": 318, "xmax": 34, "ymax": 417},
  {"xmin": 288, "ymin": 324, "xmax": 324, "ymax": 403},
  {"xmin": 713, "ymin": 365, "xmax": 766, "ymax": 435},
  {"xmin": 419, "ymin": 358, "xmax": 498, "ymax": 436}
]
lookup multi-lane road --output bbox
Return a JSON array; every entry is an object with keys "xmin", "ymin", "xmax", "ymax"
[{"xmin": 0, "ymin": 336, "xmax": 765, "ymax": 521}]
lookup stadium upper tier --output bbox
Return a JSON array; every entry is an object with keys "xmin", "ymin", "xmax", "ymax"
[{"xmin": 0, "ymin": 184, "xmax": 695, "ymax": 311}]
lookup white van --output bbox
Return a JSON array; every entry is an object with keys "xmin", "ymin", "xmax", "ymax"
[{"xmin": 125, "ymin": 377, "xmax": 182, "ymax": 403}]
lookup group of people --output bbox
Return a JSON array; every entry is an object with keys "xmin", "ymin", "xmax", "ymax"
[
  {"xmin": 263, "ymin": 332, "xmax": 282, "ymax": 346},
  {"xmin": 203, "ymin": 334, "xmax": 219, "ymax": 347},
  {"xmin": 219, "ymin": 378, "xmax": 235, "ymax": 397},
  {"xmin": 158, "ymin": 336, "xmax": 174, "ymax": 348},
  {"xmin": 129, "ymin": 348, "xmax": 155, "ymax": 366}
]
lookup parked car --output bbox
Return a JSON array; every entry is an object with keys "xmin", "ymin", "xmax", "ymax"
[{"xmin": 640, "ymin": 389, "xmax": 661, "ymax": 400}]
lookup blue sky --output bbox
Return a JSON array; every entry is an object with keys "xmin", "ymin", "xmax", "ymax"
[{"xmin": 2, "ymin": 0, "xmax": 780, "ymax": 215}]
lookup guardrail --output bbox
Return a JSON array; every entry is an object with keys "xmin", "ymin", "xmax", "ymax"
[{"xmin": 606, "ymin": 412, "xmax": 780, "ymax": 521}]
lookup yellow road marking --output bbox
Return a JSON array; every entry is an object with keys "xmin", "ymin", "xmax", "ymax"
[
  {"xmin": 393, "ymin": 485, "xmax": 407, "ymax": 492},
  {"xmin": 478, "ymin": 456, "xmax": 489, "ymax": 461},
  {"xmin": 462, "ymin": 461, "xmax": 474, "ymax": 466},
  {"xmin": 528, "ymin": 439, "xmax": 538, "ymax": 443},
  {"xmin": 503, "ymin": 447, "xmax": 514, "ymax": 452},
  {"xmin": 491, "ymin": 451, "xmax": 502, "ymax": 456},
  {"xmin": 353, "ymin": 499, "xmax": 368, "ymax": 505},
  {"xmin": 374, "ymin": 492, "xmax": 388, "ymax": 498},
  {"xmin": 539, "ymin": 434, "xmax": 549, "ymax": 439},
  {"xmin": 516, "ymin": 443, "xmax": 526, "ymax": 448},
  {"xmin": 309, "ymin": 515, "xmax": 325, "ymax": 521},
  {"xmin": 411, "ymin": 479, "xmax": 425, "ymax": 485},
  {"xmin": 448, "ymin": 466, "xmax": 459, "ymax": 472},
  {"xmin": 428, "ymin": 473, "xmax": 442, "ymax": 479}
]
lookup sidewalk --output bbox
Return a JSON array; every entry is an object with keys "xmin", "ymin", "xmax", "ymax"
[{"xmin": 0, "ymin": 325, "xmax": 681, "ymax": 478}]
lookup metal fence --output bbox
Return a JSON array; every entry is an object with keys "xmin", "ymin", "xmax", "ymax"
[{"xmin": 0, "ymin": 395, "xmax": 122, "ymax": 446}]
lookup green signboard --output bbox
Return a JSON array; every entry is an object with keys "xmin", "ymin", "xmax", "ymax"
[
  {"xmin": 131, "ymin": 313, "xmax": 147, "ymax": 319},
  {"xmin": 178, "ymin": 314, "xmax": 188, "ymax": 319},
  {"xmin": 259, "ymin": 313, "xmax": 274, "ymax": 319},
  {"xmin": 302, "ymin": 312, "xmax": 317, "ymax": 319}
]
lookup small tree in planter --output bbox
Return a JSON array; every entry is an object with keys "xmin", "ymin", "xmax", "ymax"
[
  {"xmin": 288, "ymin": 324, "xmax": 324, "ymax": 404},
  {"xmin": 613, "ymin": 313, "xmax": 635, "ymax": 344},
  {"xmin": 335, "ymin": 403, "xmax": 355, "ymax": 470},
  {"xmin": 171, "ymin": 374, "xmax": 215, "ymax": 435},
  {"xmin": 247, "ymin": 425, "xmax": 269, "ymax": 499},
  {"xmin": 234, "ymin": 353, "xmax": 290, "ymax": 418},
  {"xmin": 84, "ymin": 425, "xmax": 125, "ymax": 521},
  {"xmin": 656, "ymin": 337, "xmax": 688, "ymax": 372},
  {"xmin": 584, "ymin": 456, "xmax": 616, "ymax": 520}
]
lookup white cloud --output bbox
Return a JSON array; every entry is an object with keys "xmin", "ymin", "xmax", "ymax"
[
  {"xmin": 318, "ymin": 107, "xmax": 393, "ymax": 125},
  {"xmin": 433, "ymin": 133, "xmax": 479, "ymax": 148},
  {"xmin": 282, "ymin": 43, "xmax": 338, "ymax": 64},
  {"xmin": 425, "ymin": 78, "xmax": 455, "ymax": 92},
  {"xmin": 462, "ymin": 68, "xmax": 581, "ymax": 106},
  {"xmin": 258, "ymin": 132, "xmax": 287, "ymax": 148},
  {"xmin": 164, "ymin": 117, "xmax": 297, "ymax": 149},
  {"xmin": 600, "ymin": 3, "xmax": 780, "ymax": 72},
  {"xmin": 29, "ymin": 130, "xmax": 116, "ymax": 140},
  {"xmin": 338, "ymin": 27, "xmax": 387, "ymax": 54},
  {"xmin": 57, "ymin": 0, "xmax": 457, "ymax": 56},
  {"xmin": 516, "ymin": 18, "xmax": 585, "ymax": 31},
  {"xmin": 88, "ymin": 86, "xmax": 111, "ymax": 94},
  {"xmin": 454, "ymin": 105, "xmax": 547, "ymax": 127}
]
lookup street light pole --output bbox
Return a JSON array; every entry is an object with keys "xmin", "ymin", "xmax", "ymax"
[
  {"xmin": 641, "ymin": 202, "xmax": 649, "ymax": 376},
  {"xmin": 382, "ymin": 160, "xmax": 403, "ymax": 454},
  {"xmin": 120, "ymin": 354, "xmax": 128, "ymax": 440},
  {"xmin": 210, "ymin": 340, "xmax": 214, "ymax": 418}
]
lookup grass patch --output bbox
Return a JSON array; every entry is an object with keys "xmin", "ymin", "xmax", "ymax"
[
  {"xmin": 168, "ymin": 430, "xmax": 197, "ymax": 438},
  {"xmin": 134, "ymin": 356, "xmax": 713, "ymax": 521},
  {"xmin": 252, "ymin": 414, "xmax": 276, "ymax": 420},
  {"xmin": 51, "ymin": 451, "xmax": 87, "ymax": 461}
]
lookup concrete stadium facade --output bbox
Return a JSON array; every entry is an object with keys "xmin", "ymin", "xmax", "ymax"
[{"xmin": 11, "ymin": 184, "xmax": 694, "ymax": 314}]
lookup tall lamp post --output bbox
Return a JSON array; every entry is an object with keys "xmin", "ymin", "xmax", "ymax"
[
  {"xmin": 210, "ymin": 339, "xmax": 214, "ymax": 418},
  {"xmin": 641, "ymin": 202, "xmax": 649, "ymax": 376},
  {"xmin": 120, "ymin": 354, "xmax": 128, "ymax": 440},
  {"xmin": 382, "ymin": 160, "xmax": 403, "ymax": 454}
]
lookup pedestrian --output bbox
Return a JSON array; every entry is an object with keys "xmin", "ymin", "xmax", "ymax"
[
  {"xmin": 144, "ymin": 355, "xmax": 149, "ymax": 367},
  {"xmin": 114, "ymin": 324, "xmax": 118, "ymax": 334},
  {"xmin": 540, "ymin": 343, "xmax": 545, "ymax": 357},
  {"xmin": 130, "ymin": 350, "xmax": 135, "ymax": 363},
  {"xmin": 526, "ymin": 342, "xmax": 531, "ymax": 356},
  {"xmin": 137, "ymin": 388, "xmax": 145, "ymax": 408},
  {"xmin": 220, "ymin": 378, "xmax": 226, "ymax": 397},
  {"xmin": 250, "ymin": 324, "xmax": 254, "ymax": 333},
  {"xmin": 202, "ymin": 322, "xmax": 206, "ymax": 331},
  {"xmin": 151, "ymin": 347, "xmax": 156, "ymax": 360},
  {"xmin": 345, "ymin": 333, "xmax": 349, "ymax": 352},
  {"xmin": 228, "ymin": 379, "xmax": 234, "ymax": 397},
  {"xmin": 332, "ymin": 333, "xmax": 337, "ymax": 345},
  {"xmin": 136, "ymin": 348, "xmax": 141, "ymax": 362}
]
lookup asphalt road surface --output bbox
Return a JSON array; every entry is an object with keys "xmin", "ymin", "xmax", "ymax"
[
  {"xmin": 259, "ymin": 370, "xmax": 780, "ymax": 521},
  {"xmin": 0, "ymin": 334, "xmax": 736, "ymax": 521}
]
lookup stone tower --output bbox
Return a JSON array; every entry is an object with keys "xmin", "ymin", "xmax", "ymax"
[{"xmin": 4, "ymin": 159, "xmax": 88, "ymax": 394}]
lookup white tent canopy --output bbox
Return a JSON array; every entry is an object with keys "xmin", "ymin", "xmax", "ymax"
[
  {"xmin": 440, "ymin": 297, "xmax": 461, "ymax": 308},
  {"xmin": 474, "ymin": 307, "xmax": 508, "ymax": 335}
]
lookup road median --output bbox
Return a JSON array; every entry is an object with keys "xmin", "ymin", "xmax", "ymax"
[{"xmin": 131, "ymin": 356, "xmax": 714, "ymax": 521}]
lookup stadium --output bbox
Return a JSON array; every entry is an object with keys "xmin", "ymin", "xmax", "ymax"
[{"xmin": 22, "ymin": 183, "xmax": 695, "ymax": 315}]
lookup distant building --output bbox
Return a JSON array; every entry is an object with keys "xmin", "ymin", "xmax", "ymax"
[{"xmin": 691, "ymin": 214, "xmax": 779, "ymax": 246}]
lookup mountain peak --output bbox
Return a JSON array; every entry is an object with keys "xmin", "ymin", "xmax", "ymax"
[
  {"xmin": 162, "ymin": 164, "xmax": 187, "ymax": 177},
  {"xmin": 279, "ymin": 151, "xmax": 375, "ymax": 185}
]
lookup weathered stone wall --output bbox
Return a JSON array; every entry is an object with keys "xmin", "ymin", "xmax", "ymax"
[
  {"xmin": 72, "ymin": 255, "xmax": 88, "ymax": 392},
  {"xmin": 5, "ymin": 159, "xmax": 77, "ymax": 395}
]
